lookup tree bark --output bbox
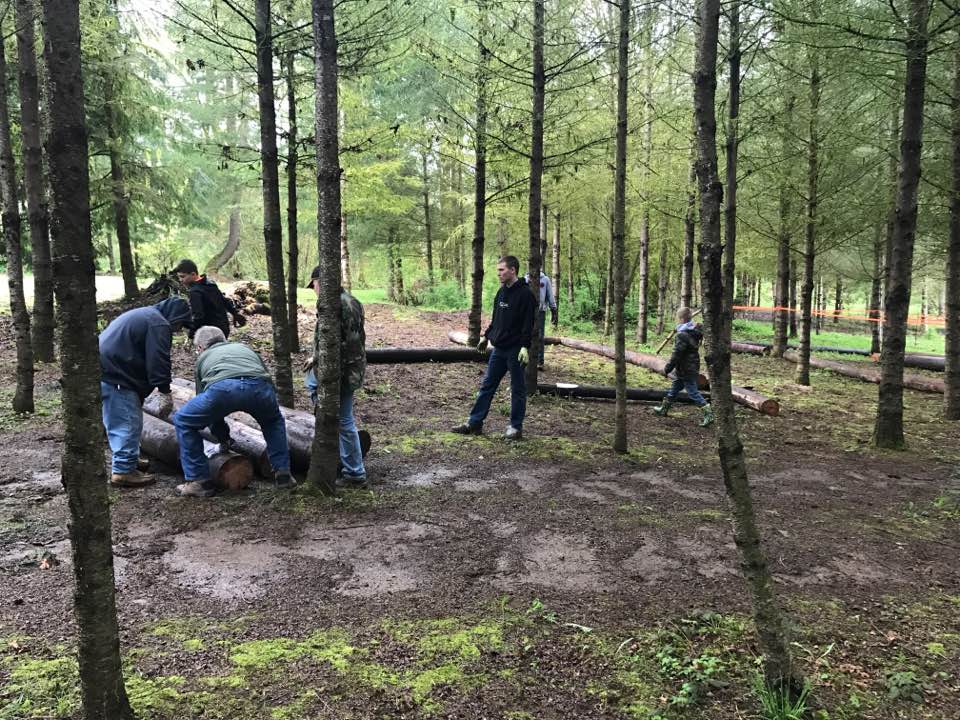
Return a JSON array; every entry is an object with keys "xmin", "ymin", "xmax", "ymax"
[
  {"xmin": 207, "ymin": 205, "xmax": 242, "ymax": 275},
  {"xmin": 566, "ymin": 223, "xmax": 574, "ymax": 305},
  {"xmin": 875, "ymin": 0, "xmax": 931, "ymax": 447},
  {"xmin": 421, "ymin": 148, "xmax": 434, "ymax": 287},
  {"xmin": 833, "ymin": 277, "xmax": 843, "ymax": 324},
  {"xmin": 286, "ymin": 47, "xmax": 300, "ymax": 353},
  {"xmin": 308, "ymin": 0, "xmax": 341, "ymax": 493},
  {"xmin": 455, "ymin": 157, "xmax": 465, "ymax": 292},
  {"xmin": 41, "ymin": 0, "xmax": 133, "ymax": 714},
  {"xmin": 947, "ymin": 34, "xmax": 960, "ymax": 419},
  {"xmin": 0, "ymin": 26, "xmax": 34, "ymax": 413},
  {"xmin": 603, "ymin": 223, "xmax": 614, "ymax": 336},
  {"xmin": 681, "ymin": 139, "xmax": 696, "ymax": 309},
  {"xmin": 468, "ymin": 2, "xmax": 488, "ymax": 346},
  {"xmin": 723, "ymin": 0, "xmax": 740, "ymax": 313},
  {"xmin": 105, "ymin": 94, "xmax": 136, "ymax": 298},
  {"xmin": 16, "ymin": 0, "xmax": 53, "ymax": 362},
  {"xmin": 255, "ymin": 0, "xmax": 294, "ymax": 406},
  {"xmin": 552, "ymin": 210, "xmax": 560, "ymax": 316},
  {"xmin": 636, "ymin": 70, "xmax": 652, "ymax": 343},
  {"xmin": 789, "ymin": 256, "xmax": 798, "ymax": 337},
  {"xmin": 655, "ymin": 238, "xmax": 669, "ymax": 334},
  {"xmin": 611, "ymin": 0, "xmax": 630, "ymax": 453},
  {"xmin": 795, "ymin": 51, "xmax": 820, "ymax": 386},
  {"xmin": 870, "ymin": 221, "xmax": 883, "ymax": 354},
  {"xmin": 525, "ymin": 0, "xmax": 545, "ymax": 390},
  {"xmin": 772, "ymin": 93, "xmax": 794, "ymax": 358},
  {"xmin": 694, "ymin": 0, "xmax": 801, "ymax": 695},
  {"xmin": 497, "ymin": 215, "xmax": 507, "ymax": 256},
  {"xmin": 340, "ymin": 211, "xmax": 351, "ymax": 292},
  {"xmin": 387, "ymin": 227, "xmax": 397, "ymax": 301},
  {"xmin": 540, "ymin": 203, "xmax": 549, "ymax": 271}
]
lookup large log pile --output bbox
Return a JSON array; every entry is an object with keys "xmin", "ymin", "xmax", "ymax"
[{"xmin": 781, "ymin": 350, "xmax": 945, "ymax": 393}]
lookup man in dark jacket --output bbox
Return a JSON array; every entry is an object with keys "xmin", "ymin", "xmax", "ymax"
[
  {"xmin": 173, "ymin": 326, "xmax": 292, "ymax": 497},
  {"xmin": 452, "ymin": 255, "xmax": 534, "ymax": 440},
  {"xmin": 100, "ymin": 297, "xmax": 192, "ymax": 487},
  {"xmin": 653, "ymin": 307, "xmax": 713, "ymax": 426},
  {"xmin": 174, "ymin": 258, "xmax": 232, "ymax": 339}
]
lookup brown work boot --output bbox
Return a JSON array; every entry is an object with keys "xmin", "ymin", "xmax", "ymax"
[{"xmin": 110, "ymin": 470, "xmax": 156, "ymax": 488}]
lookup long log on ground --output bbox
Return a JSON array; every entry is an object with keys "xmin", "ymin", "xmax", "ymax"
[
  {"xmin": 555, "ymin": 336, "xmax": 710, "ymax": 389},
  {"xmin": 902, "ymin": 353, "xmax": 945, "ymax": 372},
  {"xmin": 782, "ymin": 350, "xmax": 945, "ymax": 393},
  {"xmin": 143, "ymin": 390, "xmax": 273, "ymax": 476},
  {"xmin": 367, "ymin": 346, "xmax": 488, "ymax": 363},
  {"xmin": 536, "ymin": 382, "xmax": 707, "ymax": 404},
  {"xmin": 557, "ymin": 337, "xmax": 780, "ymax": 415},
  {"xmin": 140, "ymin": 413, "xmax": 255, "ymax": 489},
  {"xmin": 731, "ymin": 342, "xmax": 769, "ymax": 356}
]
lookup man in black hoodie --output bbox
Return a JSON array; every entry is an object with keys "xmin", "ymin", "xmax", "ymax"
[
  {"xmin": 100, "ymin": 297, "xmax": 192, "ymax": 487},
  {"xmin": 174, "ymin": 258, "xmax": 232, "ymax": 339},
  {"xmin": 452, "ymin": 256, "xmax": 534, "ymax": 440}
]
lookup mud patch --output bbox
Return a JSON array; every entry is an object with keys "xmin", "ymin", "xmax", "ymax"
[
  {"xmin": 634, "ymin": 470, "xmax": 717, "ymax": 502},
  {"xmin": 403, "ymin": 467, "xmax": 461, "ymax": 487},
  {"xmin": 621, "ymin": 534, "xmax": 681, "ymax": 582},
  {"xmin": 497, "ymin": 530, "xmax": 605, "ymax": 591},
  {"xmin": 453, "ymin": 478, "xmax": 497, "ymax": 492},
  {"xmin": 296, "ymin": 522, "xmax": 438, "ymax": 597},
  {"xmin": 163, "ymin": 528, "xmax": 287, "ymax": 601}
]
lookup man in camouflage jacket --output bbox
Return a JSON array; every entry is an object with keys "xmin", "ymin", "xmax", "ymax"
[{"xmin": 304, "ymin": 266, "xmax": 368, "ymax": 486}]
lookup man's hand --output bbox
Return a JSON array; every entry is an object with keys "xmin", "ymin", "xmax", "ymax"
[
  {"xmin": 477, "ymin": 338, "xmax": 489, "ymax": 353},
  {"xmin": 518, "ymin": 347, "xmax": 529, "ymax": 366},
  {"xmin": 301, "ymin": 355, "xmax": 316, "ymax": 372},
  {"xmin": 551, "ymin": 308, "xmax": 558, "ymax": 326},
  {"xmin": 157, "ymin": 392, "xmax": 174, "ymax": 418},
  {"xmin": 663, "ymin": 366, "xmax": 672, "ymax": 378}
]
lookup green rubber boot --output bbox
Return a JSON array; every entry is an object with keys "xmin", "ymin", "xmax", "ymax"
[
  {"xmin": 700, "ymin": 404, "xmax": 714, "ymax": 427},
  {"xmin": 653, "ymin": 398, "xmax": 672, "ymax": 417}
]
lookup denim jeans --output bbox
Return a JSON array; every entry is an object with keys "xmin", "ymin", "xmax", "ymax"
[
  {"xmin": 101, "ymin": 382, "xmax": 143, "ymax": 474},
  {"xmin": 536, "ymin": 311, "xmax": 547, "ymax": 365},
  {"xmin": 468, "ymin": 345, "xmax": 527, "ymax": 430},
  {"xmin": 305, "ymin": 370, "xmax": 366, "ymax": 479},
  {"xmin": 665, "ymin": 376, "xmax": 708, "ymax": 407},
  {"xmin": 173, "ymin": 377, "xmax": 290, "ymax": 481}
]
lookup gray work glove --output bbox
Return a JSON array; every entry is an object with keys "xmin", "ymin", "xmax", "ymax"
[{"xmin": 157, "ymin": 392, "xmax": 174, "ymax": 418}]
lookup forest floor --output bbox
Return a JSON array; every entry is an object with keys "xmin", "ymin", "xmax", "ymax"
[{"xmin": 1, "ymin": 303, "xmax": 959, "ymax": 720}]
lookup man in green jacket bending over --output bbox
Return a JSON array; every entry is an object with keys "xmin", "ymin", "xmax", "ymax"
[{"xmin": 173, "ymin": 326, "xmax": 293, "ymax": 497}]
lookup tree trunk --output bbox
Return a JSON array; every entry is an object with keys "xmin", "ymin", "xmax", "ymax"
[
  {"xmin": 694, "ymin": 0, "xmax": 801, "ymax": 695},
  {"xmin": 207, "ymin": 204, "xmax": 241, "ymax": 274},
  {"xmin": 723, "ymin": 0, "xmax": 740, "ymax": 312},
  {"xmin": 552, "ymin": 210, "xmax": 560, "ymax": 316},
  {"xmin": 455, "ymin": 158, "xmax": 465, "ymax": 293},
  {"xmin": 566, "ymin": 223, "xmax": 574, "ymax": 305},
  {"xmin": 525, "ymin": 0, "xmax": 545, "ymax": 391},
  {"xmin": 920, "ymin": 276, "xmax": 928, "ymax": 332},
  {"xmin": 41, "ymin": 0, "xmax": 133, "ymax": 715},
  {"xmin": 0, "ymin": 28, "xmax": 34, "ymax": 413},
  {"xmin": 795, "ymin": 52, "xmax": 820, "ymax": 386},
  {"xmin": 636, "ymin": 53, "xmax": 653, "ymax": 343},
  {"xmin": 789, "ymin": 256, "xmax": 798, "ymax": 337},
  {"xmin": 469, "ymin": 4, "xmax": 488, "ymax": 346},
  {"xmin": 772, "ymin": 93, "xmax": 794, "ymax": 358},
  {"xmin": 422, "ymin": 148, "xmax": 434, "ymax": 287},
  {"xmin": 540, "ymin": 203, "xmax": 549, "ymax": 271},
  {"xmin": 681, "ymin": 140, "xmax": 696, "ymax": 309},
  {"xmin": 394, "ymin": 230, "xmax": 405, "ymax": 300},
  {"xmin": 875, "ymin": 0, "xmax": 930, "ymax": 448},
  {"xmin": 946, "ymin": 34, "xmax": 960, "ymax": 420},
  {"xmin": 307, "ymin": 0, "xmax": 341, "ymax": 493},
  {"xmin": 870, "ymin": 221, "xmax": 883, "ymax": 354},
  {"xmin": 17, "ymin": 0, "xmax": 53, "ymax": 362},
  {"xmin": 655, "ymin": 238, "xmax": 669, "ymax": 334},
  {"xmin": 603, "ymin": 224, "xmax": 614, "ymax": 336},
  {"xmin": 833, "ymin": 277, "xmax": 843, "ymax": 324},
  {"xmin": 497, "ymin": 215, "xmax": 507, "ymax": 256},
  {"xmin": 386, "ymin": 228, "xmax": 397, "ymax": 301},
  {"xmin": 255, "ymin": 0, "xmax": 294, "ymax": 407},
  {"xmin": 340, "ymin": 211, "xmax": 351, "ymax": 292},
  {"xmin": 612, "ymin": 0, "xmax": 630, "ymax": 453},
  {"xmin": 286, "ymin": 48, "xmax": 300, "ymax": 353},
  {"xmin": 105, "ymin": 94, "xmax": 136, "ymax": 299}
]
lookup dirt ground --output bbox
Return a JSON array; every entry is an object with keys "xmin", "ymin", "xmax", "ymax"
[{"xmin": 1, "ymin": 304, "xmax": 959, "ymax": 720}]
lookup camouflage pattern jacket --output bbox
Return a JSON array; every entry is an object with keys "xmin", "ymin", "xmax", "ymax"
[{"xmin": 314, "ymin": 288, "xmax": 366, "ymax": 392}]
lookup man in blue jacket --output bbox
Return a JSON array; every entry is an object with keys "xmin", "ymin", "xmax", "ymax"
[
  {"xmin": 100, "ymin": 297, "xmax": 192, "ymax": 487},
  {"xmin": 451, "ymin": 256, "xmax": 534, "ymax": 440}
]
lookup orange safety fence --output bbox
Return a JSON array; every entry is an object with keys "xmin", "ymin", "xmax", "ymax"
[{"xmin": 732, "ymin": 305, "xmax": 945, "ymax": 328}]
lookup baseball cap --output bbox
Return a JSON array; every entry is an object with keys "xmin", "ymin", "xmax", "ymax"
[{"xmin": 305, "ymin": 265, "xmax": 321, "ymax": 288}]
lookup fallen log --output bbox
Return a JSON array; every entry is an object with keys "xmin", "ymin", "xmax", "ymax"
[
  {"xmin": 536, "ymin": 382, "xmax": 707, "ymax": 404},
  {"xmin": 139, "ymin": 413, "xmax": 254, "ymax": 490},
  {"xmin": 782, "ymin": 351, "xmax": 945, "ymax": 394},
  {"xmin": 901, "ymin": 353, "xmax": 945, "ymax": 372},
  {"xmin": 448, "ymin": 330, "xmax": 561, "ymax": 349},
  {"xmin": 555, "ymin": 336, "xmax": 710, "ymax": 389},
  {"xmin": 367, "ymin": 346, "xmax": 487, "ymax": 364},
  {"xmin": 143, "ymin": 390, "xmax": 273, "ymax": 476},
  {"xmin": 731, "ymin": 342, "xmax": 769, "ymax": 356}
]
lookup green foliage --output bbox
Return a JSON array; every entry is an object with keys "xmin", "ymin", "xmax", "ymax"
[{"xmin": 753, "ymin": 675, "xmax": 811, "ymax": 720}]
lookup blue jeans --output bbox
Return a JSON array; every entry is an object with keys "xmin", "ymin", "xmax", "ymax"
[
  {"xmin": 468, "ymin": 345, "xmax": 526, "ymax": 430},
  {"xmin": 305, "ymin": 371, "xmax": 366, "ymax": 479},
  {"xmin": 173, "ymin": 378, "xmax": 290, "ymax": 481},
  {"xmin": 665, "ymin": 376, "xmax": 708, "ymax": 407},
  {"xmin": 101, "ymin": 382, "xmax": 143, "ymax": 474},
  {"xmin": 536, "ymin": 311, "xmax": 547, "ymax": 365}
]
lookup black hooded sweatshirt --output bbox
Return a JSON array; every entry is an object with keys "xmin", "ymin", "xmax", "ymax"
[
  {"xmin": 100, "ymin": 298, "xmax": 192, "ymax": 399},
  {"xmin": 483, "ymin": 277, "xmax": 535, "ymax": 350},
  {"xmin": 187, "ymin": 275, "xmax": 231, "ymax": 339},
  {"xmin": 664, "ymin": 323, "xmax": 703, "ymax": 380}
]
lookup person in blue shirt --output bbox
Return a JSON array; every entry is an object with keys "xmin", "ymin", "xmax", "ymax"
[{"xmin": 524, "ymin": 271, "xmax": 558, "ymax": 369}]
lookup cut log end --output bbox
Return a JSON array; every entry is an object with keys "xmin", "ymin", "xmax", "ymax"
[{"xmin": 209, "ymin": 452, "xmax": 255, "ymax": 491}]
